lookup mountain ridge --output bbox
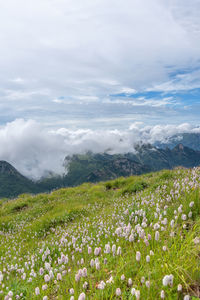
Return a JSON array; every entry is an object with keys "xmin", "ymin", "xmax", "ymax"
[{"xmin": 0, "ymin": 143, "xmax": 200, "ymax": 198}]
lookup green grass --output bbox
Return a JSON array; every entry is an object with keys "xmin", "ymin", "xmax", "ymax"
[{"xmin": 0, "ymin": 168, "xmax": 200, "ymax": 299}]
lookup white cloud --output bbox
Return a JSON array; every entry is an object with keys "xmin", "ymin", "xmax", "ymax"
[
  {"xmin": 10, "ymin": 77, "xmax": 25, "ymax": 84},
  {"xmin": 0, "ymin": 0, "xmax": 200, "ymax": 124},
  {"xmin": 0, "ymin": 0, "xmax": 199, "ymax": 168},
  {"xmin": 102, "ymin": 95, "xmax": 177, "ymax": 107},
  {"xmin": 0, "ymin": 119, "xmax": 67, "ymax": 179},
  {"xmin": 148, "ymin": 69, "xmax": 200, "ymax": 92},
  {"xmin": 52, "ymin": 98, "xmax": 65, "ymax": 104},
  {"xmin": 0, "ymin": 119, "xmax": 199, "ymax": 179}
]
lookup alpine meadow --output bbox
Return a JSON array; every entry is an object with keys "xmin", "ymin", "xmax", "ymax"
[
  {"xmin": 0, "ymin": 0, "xmax": 200, "ymax": 299},
  {"xmin": 0, "ymin": 168, "xmax": 200, "ymax": 299}
]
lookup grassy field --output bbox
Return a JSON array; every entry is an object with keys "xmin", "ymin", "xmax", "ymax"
[{"xmin": 0, "ymin": 168, "xmax": 200, "ymax": 299}]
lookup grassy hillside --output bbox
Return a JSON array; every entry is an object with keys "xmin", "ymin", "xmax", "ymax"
[{"xmin": 0, "ymin": 168, "xmax": 200, "ymax": 299}]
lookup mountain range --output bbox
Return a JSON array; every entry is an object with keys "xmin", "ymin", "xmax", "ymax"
[
  {"xmin": 0, "ymin": 142, "xmax": 200, "ymax": 199},
  {"xmin": 154, "ymin": 132, "xmax": 200, "ymax": 150}
]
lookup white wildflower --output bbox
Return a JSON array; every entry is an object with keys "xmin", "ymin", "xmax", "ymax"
[
  {"xmin": 116, "ymin": 288, "xmax": 121, "ymax": 296},
  {"xmin": 97, "ymin": 281, "xmax": 106, "ymax": 289},
  {"xmin": 35, "ymin": 287, "xmax": 40, "ymax": 295},
  {"xmin": 78, "ymin": 292, "xmax": 86, "ymax": 300},
  {"xmin": 136, "ymin": 251, "xmax": 141, "ymax": 262},
  {"xmin": 128, "ymin": 278, "xmax": 132, "ymax": 286},
  {"xmin": 177, "ymin": 284, "xmax": 182, "ymax": 292},
  {"xmin": 161, "ymin": 290, "xmax": 165, "ymax": 298}
]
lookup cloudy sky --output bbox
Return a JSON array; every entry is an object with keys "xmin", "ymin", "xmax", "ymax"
[{"xmin": 0, "ymin": 0, "xmax": 200, "ymax": 177}]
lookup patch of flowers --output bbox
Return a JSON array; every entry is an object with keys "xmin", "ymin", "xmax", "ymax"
[{"xmin": 0, "ymin": 168, "xmax": 199, "ymax": 298}]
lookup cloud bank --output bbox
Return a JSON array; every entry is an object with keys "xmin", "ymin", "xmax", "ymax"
[
  {"xmin": 0, "ymin": 0, "xmax": 200, "ymax": 127},
  {"xmin": 0, "ymin": 119, "xmax": 199, "ymax": 179}
]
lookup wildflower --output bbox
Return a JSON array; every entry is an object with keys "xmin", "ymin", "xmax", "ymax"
[
  {"xmin": 90, "ymin": 259, "xmax": 95, "ymax": 267},
  {"xmin": 177, "ymin": 284, "xmax": 182, "ymax": 292},
  {"xmin": 81, "ymin": 258, "xmax": 84, "ymax": 265},
  {"xmin": 184, "ymin": 295, "xmax": 190, "ymax": 300},
  {"xmin": 193, "ymin": 237, "xmax": 200, "ymax": 244},
  {"xmin": 161, "ymin": 290, "xmax": 165, "ymax": 299},
  {"xmin": 78, "ymin": 292, "xmax": 86, "ymax": 300},
  {"xmin": 135, "ymin": 290, "xmax": 140, "ymax": 299},
  {"xmin": 97, "ymin": 281, "xmax": 106, "ymax": 289},
  {"xmin": 112, "ymin": 244, "xmax": 116, "ymax": 255},
  {"xmin": 162, "ymin": 218, "xmax": 168, "ymax": 225},
  {"xmin": 129, "ymin": 234, "xmax": 134, "ymax": 242},
  {"xmin": 8, "ymin": 291, "xmax": 13, "ymax": 297},
  {"xmin": 35, "ymin": 287, "xmax": 40, "ymax": 295},
  {"xmin": 42, "ymin": 285, "xmax": 48, "ymax": 290},
  {"xmin": 45, "ymin": 262, "xmax": 51, "ymax": 271},
  {"xmin": 69, "ymin": 288, "xmax": 74, "ymax": 295},
  {"xmin": 88, "ymin": 247, "xmax": 92, "ymax": 255},
  {"xmin": 115, "ymin": 227, "xmax": 122, "ymax": 235},
  {"xmin": 131, "ymin": 288, "xmax": 136, "ymax": 295},
  {"xmin": 83, "ymin": 281, "xmax": 88, "ymax": 289},
  {"xmin": 82, "ymin": 268, "xmax": 87, "ymax": 277},
  {"xmin": 106, "ymin": 276, "xmax": 114, "ymax": 284},
  {"xmin": 189, "ymin": 201, "xmax": 194, "ymax": 207},
  {"xmin": 117, "ymin": 246, "xmax": 122, "ymax": 255},
  {"xmin": 181, "ymin": 214, "xmax": 187, "ymax": 221},
  {"xmin": 39, "ymin": 268, "xmax": 44, "ymax": 275},
  {"xmin": 128, "ymin": 278, "xmax": 133, "ymax": 286},
  {"xmin": 178, "ymin": 205, "xmax": 182, "ymax": 213},
  {"xmin": 105, "ymin": 244, "xmax": 111, "ymax": 254},
  {"xmin": 94, "ymin": 247, "xmax": 101, "ymax": 256},
  {"xmin": 148, "ymin": 234, "xmax": 152, "ymax": 240},
  {"xmin": 57, "ymin": 273, "xmax": 62, "ymax": 281},
  {"xmin": 75, "ymin": 273, "xmax": 80, "ymax": 282},
  {"xmin": 170, "ymin": 220, "xmax": 175, "ymax": 228},
  {"xmin": 43, "ymin": 297, "xmax": 48, "ymax": 300},
  {"xmin": 162, "ymin": 274, "xmax": 174, "ymax": 286},
  {"xmin": 136, "ymin": 251, "xmax": 141, "ymax": 262},
  {"xmin": 146, "ymin": 255, "xmax": 150, "ymax": 262},
  {"xmin": 155, "ymin": 231, "xmax": 160, "ymax": 241},
  {"xmin": 95, "ymin": 262, "xmax": 100, "ymax": 270},
  {"xmin": 116, "ymin": 288, "xmax": 121, "ymax": 296},
  {"xmin": 154, "ymin": 223, "xmax": 160, "ymax": 230},
  {"xmin": 146, "ymin": 280, "xmax": 150, "ymax": 288},
  {"xmin": 121, "ymin": 274, "xmax": 125, "ymax": 281},
  {"xmin": 141, "ymin": 276, "xmax": 145, "ymax": 284},
  {"xmin": 49, "ymin": 270, "xmax": 54, "ymax": 279}
]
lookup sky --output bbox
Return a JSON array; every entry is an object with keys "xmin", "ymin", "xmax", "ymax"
[{"xmin": 0, "ymin": 0, "xmax": 200, "ymax": 178}]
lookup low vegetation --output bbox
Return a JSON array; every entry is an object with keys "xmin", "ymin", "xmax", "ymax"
[{"xmin": 0, "ymin": 168, "xmax": 200, "ymax": 299}]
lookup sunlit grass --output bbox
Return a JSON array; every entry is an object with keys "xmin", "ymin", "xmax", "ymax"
[{"xmin": 0, "ymin": 168, "xmax": 199, "ymax": 299}]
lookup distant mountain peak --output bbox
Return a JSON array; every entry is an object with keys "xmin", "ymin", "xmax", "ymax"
[{"xmin": 0, "ymin": 160, "xmax": 20, "ymax": 175}]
